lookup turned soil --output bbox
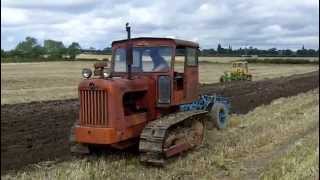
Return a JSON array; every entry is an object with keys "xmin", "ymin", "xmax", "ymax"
[{"xmin": 1, "ymin": 71, "xmax": 318, "ymax": 173}]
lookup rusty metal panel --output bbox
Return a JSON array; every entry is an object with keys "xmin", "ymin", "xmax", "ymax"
[
  {"xmin": 90, "ymin": 91, "xmax": 94, "ymax": 125},
  {"xmin": 101, "ymin": 91, "xmax": 105, "ymax": 125},
  {"xmin": 84, "ymin": 91, "xmax": 87, "ymax": 124},
  {"xmin": 79, "ymin": 92, "xmax": 83, "ymax": 124},
  {"xmin": 164, "ymin": 143, "xmax": 191, "ymax": 157},
  {"xmin": 85, "ymin": 90, "xmax": 88, "ymax": 124},
  {"xmin": 158, "ymin": 75, "xmax": 171, "ymax": 104},
  {"xmin": 184, "ymin": 66, "xmax": 198, "ymax": 102},
  {"xmin": 97, "ymin": 91, "xmax": 100, "ymax": 125},
  {"xmin": 93, "ymin": 90, "xmax": 97, "ymax": 125},
  {"xmin": 79, "ymin": 89, "xmax": 108, "ymax": 127},
  {"xmin": 105, "ymin": 91, "xmax": 108, "ymax": 125}
]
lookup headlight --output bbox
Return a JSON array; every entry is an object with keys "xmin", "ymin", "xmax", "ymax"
[
  {"xmin": 102, "ymin": 68, "xmax": 110, "ymax": 78},
  {"xmin": 82, "ymin": 68, "xmax": 92, "ymax": 79}
]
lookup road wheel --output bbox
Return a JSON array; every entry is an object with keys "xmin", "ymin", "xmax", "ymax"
[
  {"xmin": 208, "ymin": 103, "xmax": 229, "ymax": 129},
  {"xmin": 190, "ymin": 119, "xmax": 205, "ymax": 147},
  {"xmin": 163, "ymin": 119, "xmax": 205, "ymax": 150}
]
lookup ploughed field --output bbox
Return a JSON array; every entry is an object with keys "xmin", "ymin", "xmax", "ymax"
[
  {"xmin": 1, "ymin": 61, "xmax": 318, "ymax": 104},
  {"xmin": 3, "ymin": 89, "xmax": 318, "ymax": 180},
  {"xmin": 1, "ymin": 70, "xmax": 319, "ymax": 178}
]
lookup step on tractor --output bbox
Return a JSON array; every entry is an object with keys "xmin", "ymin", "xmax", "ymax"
[
  {"xmin": 220, "ymin": 61, "xmax": 252, "ymax": 83},
  {"xmin": 70, "ymin": 23, "xmax": 231, "ymax": 165}
]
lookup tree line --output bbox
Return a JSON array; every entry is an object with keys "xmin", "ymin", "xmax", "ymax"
[
  {"xmin": 1, "ymin": 37, "xmax": 83, "ymax": 59},
  {"xmin": 1, "ymin": 37, "xmax": 111, "ymax": 60},
  {"xmin": 1, "ymin": 37, "xmax": 319, "ymax": 60},
  {"xmin": 199, "ymin": 44, "xmax": 319, "ymax": 57}
]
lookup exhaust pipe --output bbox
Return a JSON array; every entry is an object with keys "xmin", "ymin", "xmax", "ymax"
[
  {"xmin": 126, "ymin": 23, "xmax": 132, "ymax": 79},
  {"xmin": 126, "ymin": 22, "xmax": 131, "ymax": 39}
]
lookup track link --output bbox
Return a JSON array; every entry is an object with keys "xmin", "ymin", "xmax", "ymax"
[{"xmin": 139, "ymin": 110, "xmax": 207, "ymax": 166}]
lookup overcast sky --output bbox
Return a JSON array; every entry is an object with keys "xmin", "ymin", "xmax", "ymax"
[{"xmin": 1, "ymin": 0, "xmax": 319, "ymax": 50}]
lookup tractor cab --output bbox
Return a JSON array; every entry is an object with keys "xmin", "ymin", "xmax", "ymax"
[
  {"xmin": 117, "ymin": 38, "xmax": 198, "ymax": 105},
  {"xmin": 91, "ymin": 37, "xmax": 200, "ymax": 107}
]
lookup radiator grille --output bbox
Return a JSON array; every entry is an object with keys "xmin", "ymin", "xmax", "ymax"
[{"xmin": 79, "ymin": 90, "xmax": 108, "ymax": 126}]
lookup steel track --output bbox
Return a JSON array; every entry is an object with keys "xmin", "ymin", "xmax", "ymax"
[{"xmin": 139, "ymin": 110, "xmax": 208, "ymax": 165}]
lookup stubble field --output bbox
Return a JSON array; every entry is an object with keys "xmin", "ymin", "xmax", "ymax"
[
  {"xmin": 1, "ymin": 60, "xmax": 318, "ymax": 104},
  {"xmin": 1, "ymin": 57, "xmax": 319, "ymax": 179},
  {"xmin": 2, "ymin": 89, "xmax": 318, "ymax": 179}
]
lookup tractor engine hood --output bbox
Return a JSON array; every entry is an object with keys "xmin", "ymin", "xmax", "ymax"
[
  {"xmin": 77, "ymin": 76, "xmax": 153, "ymax": 130},
  {"xmin": 78, "ymin": 76, "xmax": 150, "ymax": 93}
]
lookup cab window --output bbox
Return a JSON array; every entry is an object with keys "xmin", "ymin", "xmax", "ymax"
[
  {"xmin": 113, "ymin": 47, "xmax": 172, "ymax": 72},
  {"xmin": 114, "ymin": 48, "xmax": 126, "ymax": 72},
  {"xmin": 186, "ymin": 48, "xmax": 198, "ymax": 66},
  {"xmin": 133, "ymin": 47, "xmax": 172, "ymax": 72}
]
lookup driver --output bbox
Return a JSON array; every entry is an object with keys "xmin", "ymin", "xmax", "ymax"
[{"xmin": 150, "ymin": 49, "xmax": 169, "ymax": 71}]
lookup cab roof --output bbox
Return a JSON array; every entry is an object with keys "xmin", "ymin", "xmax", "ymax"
[{"xmin": 111, "ymin": 37, "xmax": 199, "ymax": 48}]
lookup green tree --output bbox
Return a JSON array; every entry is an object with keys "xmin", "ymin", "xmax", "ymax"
[
  {"xmin": 44, "ymin": 39, "xmax": 66, "ymax": 59},
  {"xmin": 217, "ymin": 44, "xmax": 222, "ymax": 54},
  {"xmin": 283, "ymin": 49, "xmax": 293, "ymax": 56},
  {"xmin": 296, "ymin": 45, "xmax": 308, "ymax": 56},
  {"xmin": 1, "ymin": 49, "xmax": 5, "ymax": 58},
  {"xmin": 228, "ymin": 45, "xmax": 232, "ymax": 54},
  {"xmin": 67, "ymin": 42, "xmax": 81, "ymax": 59},
  {"xmin": 15, "ymin": 37, "xmax": 44, "ymax": 58},
  {"xmin": 102, "ymin": 47, "xmax": 112, "ymax": 54},
  {"xmin": 267, "ymin": 48, "xmax": 278, "ymax": 56}
]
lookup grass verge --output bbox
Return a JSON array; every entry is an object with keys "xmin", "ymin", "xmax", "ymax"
[{"xmin": 260, "ymin": 132, "xmax": 318, "ymax": 180}]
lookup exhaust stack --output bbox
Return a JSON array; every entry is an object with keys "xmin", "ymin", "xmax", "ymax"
[
  {"xmin": 126, "ymin": 23, "xmax": 131, "ymax": 39},
  {"xmin": 126, "ymin": 23, "xmax": 132, "ymax": 79}
]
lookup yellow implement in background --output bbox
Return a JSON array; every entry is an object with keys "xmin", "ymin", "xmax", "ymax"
[{"xmin": 220, "ymin": 61, "xmax": 253, "ymax": 82}]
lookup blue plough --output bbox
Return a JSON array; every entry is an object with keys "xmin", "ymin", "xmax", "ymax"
[{"xmin": 179, "ymin": 95, "xmax": 231, "ymax": 114}]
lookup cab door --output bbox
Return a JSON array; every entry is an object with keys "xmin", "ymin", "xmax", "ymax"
[{"xmin": 184, "ymin": 47, "xmax": 199, "ymax": 102}]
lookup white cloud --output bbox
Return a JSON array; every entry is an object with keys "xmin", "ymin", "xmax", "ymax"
[
  {"xmin": 2, "ymin": 0, "xmax": 100, "ymax": 9},
  {"xmin": 6, "ymin": 36, "xmax": 15, "ymax": 42},
  {"xmin": 1, "ymin": 0, "xmax": 319, "ymax": 50},
  {"xmin": 263, "ymin": 25, "xmax": 284, "ymax": 34},
  {"xmin": 1, "ymin": 8, "xmax": 29, "ymax": 26},
  {"xmin": 196, "ymin": 3, "xmax": 231, "ymax": 20}
]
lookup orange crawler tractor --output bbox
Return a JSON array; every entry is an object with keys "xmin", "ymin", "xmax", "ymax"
[{"xmin": 70, "ymin": 24, "xmax": 231, "ymax": 165}]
